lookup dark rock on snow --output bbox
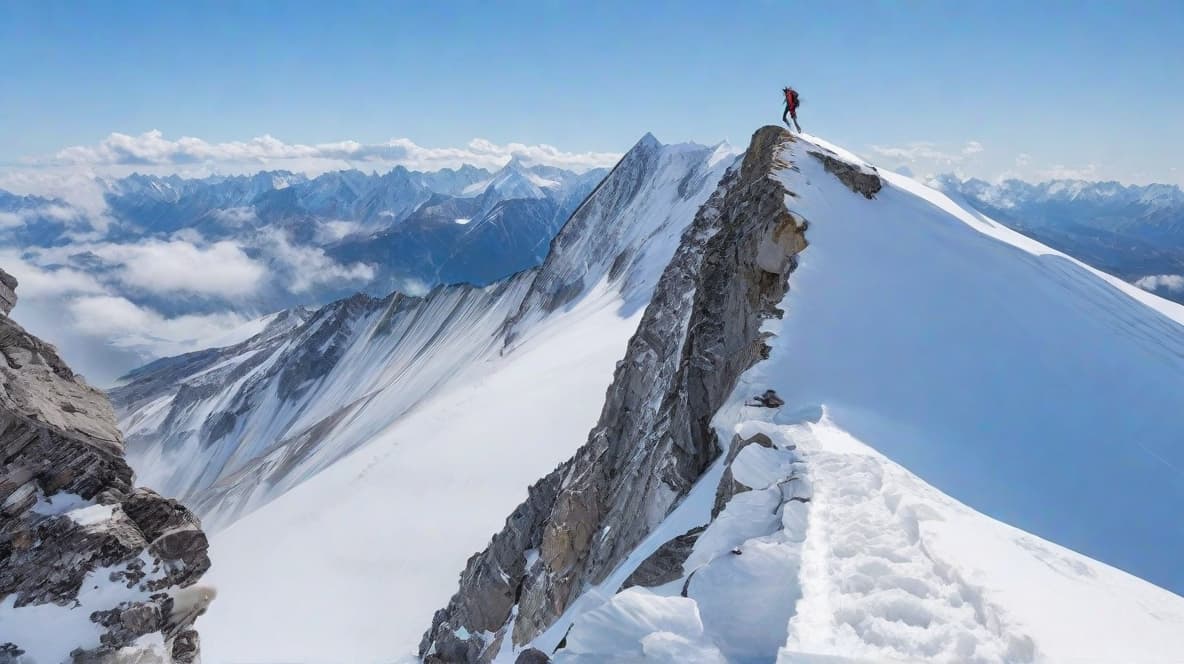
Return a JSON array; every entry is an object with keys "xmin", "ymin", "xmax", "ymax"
[
  {"xmin": 422, "ymin": 126, "xmax": 810, "ymax": 661},
  {"xmin": 0, "ymin": 268, "xmax": 212, "ymax": 663}
]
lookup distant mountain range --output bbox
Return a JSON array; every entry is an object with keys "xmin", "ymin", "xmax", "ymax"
[
  {"xmin": 5, "ymin": 159, "xmax": 1182, "ymax": 385},
  {"xmin": 6, "ymin": 159, "xmax": 606, "ymax": 292},
  {"xmin": 0, "ymin": 160, "xmax": 607, "ymax": 381},
  {"xmin": 96, "ymin": 128, "xmax": 1184, "ymax": 663},
  {"xmin": 935, "ymin": 176, "xmax": 1184, "ymax": 303}
]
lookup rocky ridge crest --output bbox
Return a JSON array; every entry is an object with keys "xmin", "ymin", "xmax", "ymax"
[{"xmin": 420, "ymin": 126, "xmax": 830, "ymax": 662}]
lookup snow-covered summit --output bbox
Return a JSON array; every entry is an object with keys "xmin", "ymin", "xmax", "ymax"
[
  {"xmin": 111, "ymin": 126, "xmax": 1184, "ymax": 664},
  {"xmin": 422, "ymin": 127, "xmax": 1184, "ymax": 664}
]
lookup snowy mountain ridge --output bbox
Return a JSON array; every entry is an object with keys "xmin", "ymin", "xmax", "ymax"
[
  {"xmin": 108, "ymin": 126, "xmax": 1184, "ymax": 664},
  {"xmin": 110, "ymin": 133, "xmax": 737, "ymax": 532},
  {"xmin": 936, "ymin": 175, "xmax": 1184, "ymax": 304},
  {"xmin": 419, "ymin": 127, "xmax": 1184, "ymax": 663},
  {"xmin": 2, "ymin": 157, "xmax": 611, "ymax": 383},
  {"xmin": 938, "ymin": 176, "xmax": 1184, "ymax": 211}
]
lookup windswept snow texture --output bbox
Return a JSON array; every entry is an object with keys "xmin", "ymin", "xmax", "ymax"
[
  {"xmin": 201, "ymin": 285, "xmax": 644, "ymax": 664},
  {"xmin": 544, "ymin": 412, "xmax": 1184, "ymax": 664},
  {"xmin": 118, "ymin": 135, "xmax": 738, "ymax": 662},
  {"xmin": 527, "ymin": 133, "xmax": 1184, "ymax": 663},
  {"xmin": 773, "ymin": 135, "xmax": 1184, "ymax": 594}
]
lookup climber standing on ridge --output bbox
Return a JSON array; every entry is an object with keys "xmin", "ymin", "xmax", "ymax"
[{"xmin": 782, "ymin": 86, "xmax": 802, "ymax": 133}]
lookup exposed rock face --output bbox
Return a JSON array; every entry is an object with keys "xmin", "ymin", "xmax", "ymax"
[
  {"xmin": 620, "ymin": 525, "xmax": 705, "ymax": 591},
  {"xmin": 808, "ymin": 149, "xmax": 882, "ymax": 199},
  {"xmin": 513, "ymin": 648, "xmax": 551, "ymax": 664},
  {"xmin": 0, "ymin": 277, "xmax": 211, "ymax": 663},
  {"xmin": 0, "ymin": 270, "xmax": 15, "ymax": 317},
  {"xmin": 421, "ymin": 126, "xmax": 805, "ymax": 661},
  {"xmin": 111, "ymin": 134, "xmax": 732, "ymax": 536},
  {"xmin": 712, "ymin": 432, "xmax": 777, "ymax": 517}
]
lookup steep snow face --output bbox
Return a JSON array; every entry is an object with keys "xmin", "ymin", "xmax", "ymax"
[
  {"xmin": 506, "ymin": 135, "xmax": 733, "ymax": 340},
  {"xmin": 173, "ymin": 136, "xmax": 738, "ymax": 662},
  {"xmin": 199, "ymin": 284, "xmax": 643, "ymax": 664},
  {"xmin": 506, "ymin": 131, "xmax": 1184, "ymax": 663},
  {"xmin": 112, "ymin": 134, "xmax": 736, "ymax": 536},
  {"xmin": 773, "ymin": 135, "xmax": 1184, "ymax": 593},
  {"xmin": 115, "ymin": 277, "xmax": 536, "ymax": 532}
]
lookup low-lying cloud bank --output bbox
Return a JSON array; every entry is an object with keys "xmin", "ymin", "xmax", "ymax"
[
  {"xmin": 1135, "ymin": 274, "xmax": 1184, "ymax": 294},
  {"xmin": 39, "ymin": 130, "xmax": 621, "ymax": 173}
]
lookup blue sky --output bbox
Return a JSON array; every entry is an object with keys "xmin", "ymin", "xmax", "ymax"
[{"xmin": 1, "ymin": 0, "xmax": 1182, "ymax": 184}]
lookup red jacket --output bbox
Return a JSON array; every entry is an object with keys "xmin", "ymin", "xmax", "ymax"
[{"xmin": 784, "ymin": 89, "xmax": 799, "ymax": 113}]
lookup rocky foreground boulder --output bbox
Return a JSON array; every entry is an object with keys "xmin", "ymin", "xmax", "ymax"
[{"xmin": 0, "ymin": 267, "xmax": 212, "ymax": 663}]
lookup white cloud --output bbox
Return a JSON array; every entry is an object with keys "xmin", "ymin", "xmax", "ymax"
[
  {"xmin": 260, "ymin": 229, "xmax": 375, "ymax": 293},
  {"xmin": 170, "ymin": 228, "xmax": 204, "ymax": 243},
  {"xmin": 1135, "ymin": 274, "xmax": 1184, "ymax": 293},
  {"xmin": 0, "ymin": 169, "xmax": 113, "ymax": 227},
  {"xmin": 0, "ymin": 203, "xmax": 85, "ymax": 228},
  {"xmin": 37, "ymin": 130, "xmax": 621, "ymax": 173},
  {"xmin": 66, "ymin": 294, "xmax": 253, "ymax": 356},
  {"xmin": 395, "ymin": 278, "xmax": 431, "ymax": 297},
  {"xmin": 84, "ymin": 239, "xmax": 267, "ymax": 297},
  {"xmin": 870, "ymin": 140, "xmax": 986, "ymax": 165},
  {"xmin": 0, "ymin": 250, "xmax": 106, "ymax": 297},
  {"xmin": 315, "ymin": 220, "xmax": 364, "ymax": 242},
  {"xmin": 212, "ymin": 206, "xmax": 258, "ymax": 226}
]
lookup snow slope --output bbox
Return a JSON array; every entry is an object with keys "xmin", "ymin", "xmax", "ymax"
[
  {"xmin": 133, "ymin": 127, "xmax": 1184, "ymax": 662},
  {"xmin": 510, "ymin": 131, "xmax": 1184, "ymax": 663},
  {"xmin": 113, "ymin": 135, "xmax": 734, "ymax": 535},
  {"xmin": 774, "ymin": 134, "xmax": 1184, "ymax": 593},
  {"xmin": 200, "ymin": 284, "xmax": 642, "ymax": 663},
  {"xmin": 112, "ymin": 135, "xmax": 739, "ymax": 661},
  {"xmin": 543, "ymin": 412, "xmax": 1184, "ymax": 664}
]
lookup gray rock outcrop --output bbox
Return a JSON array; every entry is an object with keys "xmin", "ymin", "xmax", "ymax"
[
  {"xmin": 0, "ymin": 269, "xmax": 16, "ymax": 317},
  {"xmin": 421, "ymin": 126, "xmax": 808, "ymax": 661},
  {"xmin": 0, "ymin": 275, "xmax": 211, "ymax": 663},
  {"xmin": 807, "ymin": 149, "xmax": 882, "ymax": 198},
  {"xmin": 619, "ymin": 525, "xmax": 705, "ymax": 591}
]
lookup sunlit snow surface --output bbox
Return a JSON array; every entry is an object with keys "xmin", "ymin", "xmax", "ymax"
[
  {"xmin": 775, "ymin": 134, "xmax": 1184, "ymax": 593},
  {"xmin": 0, "ymin": 494, "xmax": 179, "ymax": 663},
  {"xmin": 520, "ymin": 134, "xmax": 1184, "ymax": 663},
  {"xmin": 201, "ymin": 285, "xmax": 643, "ymax": 663},
  {"xmin": 195, "ymin": 135, "xmax": 742, "ymax": 664},
  {"xmin": 541, "ymin": 412, "xmax": 1184, "ymax": 664},
  {"xmin": 198, "ymin": 132, "xmax": 1184, "ymax": 662}
]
